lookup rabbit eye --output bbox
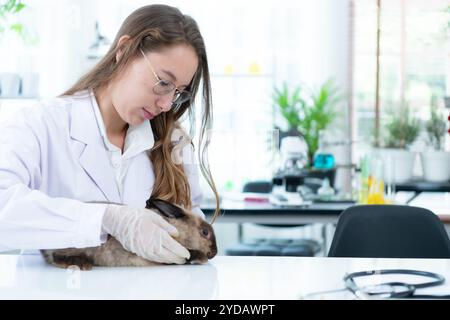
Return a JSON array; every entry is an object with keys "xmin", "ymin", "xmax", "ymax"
[{"xmin": 201, "ymin": 227, "xmax": 209, "ymax": 238}]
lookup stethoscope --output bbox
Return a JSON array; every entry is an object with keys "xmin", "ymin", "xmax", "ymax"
[
  {"xmin": 302, "ymin": 269, "xmax": 450, "ymax": 299},
  {"xmin": 344, "ymin": 269, "xmax": 450, "ymax": 299}
]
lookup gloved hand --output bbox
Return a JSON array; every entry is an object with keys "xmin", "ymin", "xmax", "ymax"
[{"xmin": 102, "ymin": 204, "xmax": 190, "ymax": 264}]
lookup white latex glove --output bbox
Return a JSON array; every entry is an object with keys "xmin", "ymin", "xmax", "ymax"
[{"xmin": 102, "ymin": 204, "xmax": 190, "ymax": 264}]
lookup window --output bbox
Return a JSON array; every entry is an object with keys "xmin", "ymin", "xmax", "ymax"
[{"xmin": 352, "ymin": 0, "xmax": 450, "ymax": 160}]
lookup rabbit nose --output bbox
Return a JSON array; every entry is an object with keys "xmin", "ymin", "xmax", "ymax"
[{"xmin": 207, "ymin": 248, "xmax": 217, "ymax": 259}]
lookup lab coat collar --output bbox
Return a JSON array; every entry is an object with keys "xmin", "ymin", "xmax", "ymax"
[
  {"xmin": 89, "ymin": 92, "xmax": 155, "ymax": 159},
  {"xmin": 69, "ymin": 90, "xmax": 121, "ymax": 203},
  {"xmin": 123, "ymin": 121, "xmax": 154, "ymax": 159}
]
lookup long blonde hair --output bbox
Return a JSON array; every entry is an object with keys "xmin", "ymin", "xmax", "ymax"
[{"xmin": 62, "ymin": 5, "xmax": 220, "ymax": 223}]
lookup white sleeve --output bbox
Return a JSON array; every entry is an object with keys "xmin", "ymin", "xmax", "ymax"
[{"xmin": 0, "ymin": 114, "xmax": 107, "ymax": 250}]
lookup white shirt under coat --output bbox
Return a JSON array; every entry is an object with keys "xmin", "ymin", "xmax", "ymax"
[
  {"xmin": 0, "ymin": 90, "xmax": 204, "ymax": 251},
  {"xmin": 90, "ymin": 91, "xmax": 154, "ymax": 199}
]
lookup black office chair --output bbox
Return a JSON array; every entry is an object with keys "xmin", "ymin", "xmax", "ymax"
[
  {"xmin": 328, "ymin": 205, "xmax": 450, "ymax": 258},
  {"xmin": 225, "ymin": 181, "xmax": 321, "ymax": 257}
]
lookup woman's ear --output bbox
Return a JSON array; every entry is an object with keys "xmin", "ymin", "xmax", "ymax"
[{"xmin": 115, "ymin": 35, "xmax": 131, "ymax": 63}]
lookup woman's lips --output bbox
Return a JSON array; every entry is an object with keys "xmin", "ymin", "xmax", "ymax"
[{"xmin": 143, "ymin": 108, "xmax": 155, "ymax": 120}]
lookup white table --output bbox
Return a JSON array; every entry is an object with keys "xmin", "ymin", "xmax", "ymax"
[
  {"xmin": 408, "ymin": 192, "xmax": 450, "ymax": 222},
  {"xmin": 1, "ymin": 254, "xmax": 450, "ymax": 299}
]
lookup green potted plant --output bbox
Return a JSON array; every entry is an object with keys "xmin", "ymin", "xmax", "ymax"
[
  {"xmin": 376, "ymin": 105, "xmax": 421, "ymax": 184},
  {"xmin": 383, "ymin": 106, "xmax": 420, "ymax": 149},
  {"xmin": 421, "ymin": 105, "xmax": 450, "ymax": 182},
  {"xmin": 273, "ymin": 80, "xmax": 340, "ymax": 167},
  {"xmin": 273, "ymin": 82, "xmax": 304, "ymax": 135},
  {"xmin": 0, "ymin": 1, "xmax": 40, "ymax": 98},
  {"xmin": 0, "ymin": 0, "xmax": 26, "ymax": 39},
  {"xmin": 272, "ymin": 83, "xmax": 309, "ymax": 173}
]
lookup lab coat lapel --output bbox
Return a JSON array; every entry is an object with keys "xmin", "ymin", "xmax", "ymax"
[{"xmin": 69, "ymin": 93, "xmax": 121, "ymax": 203}]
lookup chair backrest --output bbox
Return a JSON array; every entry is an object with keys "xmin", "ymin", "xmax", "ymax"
[{"xmin": 328, "ymin": 205, "xmax": 450, "ymax": 258}]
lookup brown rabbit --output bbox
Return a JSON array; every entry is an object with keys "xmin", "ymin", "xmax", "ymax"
[{"xmin": 41, "ymin": 198, "xmax": 217, "ymax": 270}]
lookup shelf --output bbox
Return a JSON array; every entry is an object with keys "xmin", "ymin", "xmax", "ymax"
[
  {"xmin": 0, "ymin": 96, "xmax": 39, "ymax": 100},
  {"xmin": 396, "ymin": 179, "xmax": 450, "ymax": 193},
  {"xmin": 211, "ymin": 73, "xmax": 274, "ymax": 78}
]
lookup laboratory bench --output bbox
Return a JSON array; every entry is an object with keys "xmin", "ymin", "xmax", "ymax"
[{"xmin": 202, "ymin": 192, "xmax": 450, "ymax": 224}]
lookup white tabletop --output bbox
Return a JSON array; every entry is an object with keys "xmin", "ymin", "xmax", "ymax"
[
  {"xmin": 409, "ymin": 192, "xmax": 450, "ymax": 221},
  {"xmin": 1, "ymin": 254, "xmax": 450, "ymax": 299}
]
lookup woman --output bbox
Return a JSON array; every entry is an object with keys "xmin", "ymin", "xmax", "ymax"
[{"xmin": 0, "ymin": 4, "xmax": 219, "ymax": 265}]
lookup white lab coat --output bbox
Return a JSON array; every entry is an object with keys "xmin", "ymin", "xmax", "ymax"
[{"xmin": 0, "ymin": 92, "xmax": 203, "ymax": 250}]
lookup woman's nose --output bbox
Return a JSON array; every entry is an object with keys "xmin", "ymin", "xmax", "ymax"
[{"xmin": 156, "ymin": 94, "xmax": 173, "ymax": 112}]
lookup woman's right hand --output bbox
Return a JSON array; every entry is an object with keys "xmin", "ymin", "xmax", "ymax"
[{"xmin": 102, "ymin": 204, "xmax": 190, "ymax": 264}]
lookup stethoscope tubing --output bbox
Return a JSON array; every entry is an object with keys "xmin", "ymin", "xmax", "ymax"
[{"xmin": 343, "ymin": 269, "xmax": 446, "ymax": 298}]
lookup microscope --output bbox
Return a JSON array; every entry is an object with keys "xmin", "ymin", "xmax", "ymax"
[
  {"xmin": 271, "ymin": 136, "xmax": 310, "ymax": 205},
  {"xmin": 271, "ymin": 134, "xmax": 338, "ymax": 205}
]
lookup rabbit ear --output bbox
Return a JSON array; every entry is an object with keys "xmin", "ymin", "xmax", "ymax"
[{"xmin": 146, "ymin": 198, "xmax": 186, "ymax": 219}]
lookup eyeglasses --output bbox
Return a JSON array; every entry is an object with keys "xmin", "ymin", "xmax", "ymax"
[{"xmin": 140, "ymin": 48, "xmax": 192, "ymax": 107}]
